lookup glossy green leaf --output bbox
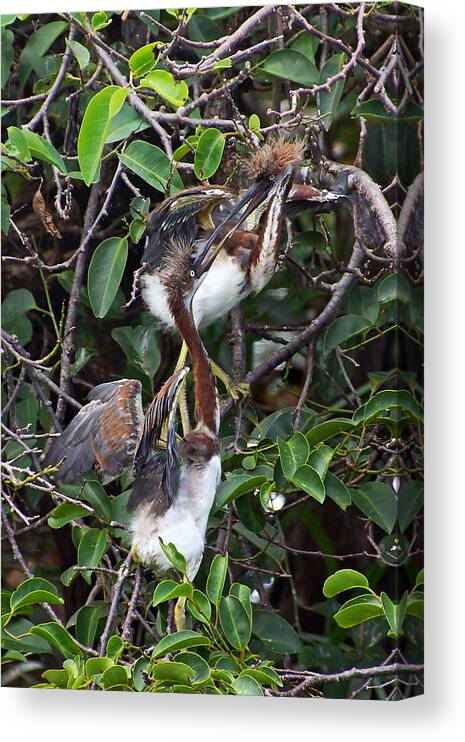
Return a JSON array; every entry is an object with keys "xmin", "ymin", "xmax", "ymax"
[
  {"xmin": 151, "ymin": 630, "xmax": 210, "ymax": 659},
  {"xmin": 151, "ymin": 660, "xmax": 195, "ymax": 684},
  {"xmin": 175, "ymin": 652, "xmax": 210, "ymax": 685},
  {"xmin": 106, "ymin": 635, "xmax": 124, "ymax": 662},
  {"xmin": 78, "ymin": 86, "xmax": 128, "ymax": 185},
  {"xmin": 219, "ymin": 595, "xmax": 251, "ymax": 650},
  {"xmin": 10, "ymin": 577, "xmax": 64, "ymax": 612},
  {"xmin": 252, "ymin": 610, "xmax": 301, "ymax": 655},
  {"xmin": 325, "ymin": 472, "xmax": 351, "ymax": 510},
  {"xmin": 18, "ymin": 21, "xmax": 67, "ymax": 90},
  {"xmin": 105, "ymin": 103, "xmax": 149, "ymax": 143},
  {"xmin": 75, "ymin": 605, "xmax": 100, "ymax": 647},
  {"xmin": 19, "ymin": 129, "xmax": 67, "ymax": 173},
  {"xmin": 91, "ymin": 12, "xmax": 112, "ymax": 31},
  {"xmin": 415, "ymin": 569, "xmax": 424, "ymax": 587},
  {"xmin": 292, "ymin": 465, "xmax": 325, "ymax": 503},
  {"xmin": 377, "ymin": 273, "xmax": 411, "ymax": 304},
  {"xmin": 232, "ymin": 674, "xmax": 263, "ymax": 696},
  {"xmin": 278, "ymin": 432, "xmax": 309, "ymax": 479},
  {"xmin": 407, "ymin": 591, "xmax": 424, "ymax": 620},
  {"xmin": 323, "ymin": 569, "xmax": 370, "ymax": 598},
  {"xmin": 118, "ymin": 140, "xmax": 183, "ymax": 193},
  {"xmin": 261, "ymin": 49, "xmax": 319, "ymax": 87},
  {"xmin": 333, "ymin": 594, "xmax": 383, "ymax": 628},
  {"xmin": 317, "ymin": 53, "xmax": 346, "ymax": 131},
  {"xmin": 352, "ymin": 98, "xmax": 423, "ymax": 122},
  {"xmin": 140, "ymin": 70, "xmax": 188, "ymax": 108},
  {"xmin": 129, "ymin": 42, "xmax": 161, "ymax": 77},
  {"xmin": 152, "ymin": 580, "xmax": 193, "ymax": 607},
  {"xmin": 188, "ymin": 589, "xmax": 212, "ymax": 625},
  {"xmin": 66, "ymin": 39, "xmax": 90, "ymax": 71},
  {"xmin": 308, "ymin": 445, "xmax": 333, "ymax": 478},
  {"xmin": 351, "ymin": 482, "xmax": 397, "ymax": 533},
  {"xmin": 381, "ymin": 591, "xmax": 408, "ymax": 637},
  {"xmin": 194, "ymin": 128, "xmax": 225, "ymax": 180},
  {"xmin": 1, "ymin": 29, "xmax": 14, "ymax": 88},
  {"xmin": 158, "ymin": 539, "xmax": 186, "ymax": 575},
  {"xmin": 229, "ymin": 583, "xmax": 252, "ymax": 622},
  {"xmin": 81, "ymin": 479, "xmax": 112, "ymax": 523},
  {"xmin": 214, "ymin": 474, "xmax": 266, "ymax": 509},
  {"xmin": 85, "ymin": 656, "xmax": 113, "ymax": 678},
  {"xmin": 239, "ymin": 666, "xmax": 282, "ymax": 688},
  {"xmin": 206, "ymin": 553, "xmax": 228, "ymax": 607},
  {"xmin": 30, "ymin": 622, "xmax": 82, "ymax": 658},
  {"xmin": 98, "ymin": 665, "xmax": 131, "ymax": 691},
  {"xmin": 397, "ymin": 480, "xmax": 423, "ymax": 532},
  {"xmin": 111, "ymin": 324, "xmax": 160, "ymax": 378},
  {"xmin": 348, "ymin": 285, "xmax": 380, "ymax": 324},
  {"xmin": 324, "ymin": 313, "xmax": 371, "ymax": 354},
  {"xmin": 77, "ymin": 528, "xmax": 108, "ymax": 582},
  {"xmin": 129, "ymin": 218, "xmax": 146, "ymax": 244},
  {"xmin": 48, "ymin": 502, "xmax": 90, "ymax": 529},
  {"xmin": 353, "ymin": 390, "xmax": 422, "ymax": 425},
  {"xmin": 88, "ymin": 236, "xmax": 128, "ymax": 319},
  {"xmin": 305, "ymin": 418, "xmax": 355, "ymax": 448},
  {"xmin": 41, "ymin": 668, "xmax": 69, "ymax": 688}
]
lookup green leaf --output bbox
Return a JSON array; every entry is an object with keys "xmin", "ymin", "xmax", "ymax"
[
  {"xmin": 351, "ymin": 482, "xmax": 397, "ymax": 533},
  {"xmin": 87, "ymin": 236, "xmax": 128, "ymax": 319},
  {"xmin": 206, "ymin": 554, "xmax": 228, "ymax": 607},
  {"xmin": 324, "ymin": 313, "xmax": 371, "ymax": 353},
  {"xmin": 380, "ymin": 591, "xmax": 408, "ymax": 637},
  {"xmin": 151, "ymin": 660, "xmax": 195, "ymax": 684},
  {"xmin": 348, "ymin": 285, "xmax": 380, "ymax": 324},
  {"xmin": 69, "ymin": 346, "xmax": 96, "ymax": 376},
  {"xmin": 140, "ymin": 70, "xmax": 188, "ymax": 108},
  {"xmin": 214, "ymin": 474, "xmax": 266, "ymax": 509},
  {"xmin": 41, "ymin": 668, "xmax": 69, "ymax": 688},
  {"xmin": 187, "ymin": 589, "xmax": 212, "ymax": 625},
  {"xmin": 1, "ymin": 29, "xmax": 14, "ymax": 88},
  {"xmin": 129, "ymin": 218, "xmax": 146, "ymax": 244},
  {"xmin": 397, "ymin": 480, "xmax": 423, "ymax": 532},
  {"xmin": 48, "ymin": 502, "xmax": 90, "ymax": 529},
  {"xmin": 118, "ymin": 140, "xmax": 183, "ymax": 193},
  {"xmin": 377, "ymin": 273, "xmax": 411, "ymax": 304},
  {"xmin": 18, "ymin": 21, "xmax": 67, "ymax": 90},
  {"xmin": 10, "ymin": 577, "xmax": 64, "ymax": 612},
  {"xmin": 305, "ymin": 418, "xmax": 355, "ymax": 448},
  {"xmin": 78, "ymin": 86, "xmax": 128, "ymax": 185},
  {"xmin": 317, "ymin": 53, "xmax": 346, "ymax": 131},
  {"xmin": 30, "ymin": 622, "xmax": 82, "ymax": 658},
  {"xmin": 352, "ymin": 98, "xmax": 423, "ymax": 122},
  {"xmin": 212, "ymin": 57, "xmax": 232, "ymax": 71},
  {"xmin": 105, "ymin": 103, "xmax": 150, "ymax": 143},
  {"xmin": 81, "ymin": 479, "xmax": 112, "ymax": 523},
  {"xmin": 292, "ymin": 465, "xmax": 325, "ymax": 503},
  {"xmin": 1, "ymin": 289, "xmax": 36, "ymax": 335},
  {"xmin": 407, "ymin": 591, "xmax": 424, "ymax": 620},
  {"xmin": 20, "ymin": 129, "xmax": 67, "ymax": 173},
  {"xmin": 239, "ymin": 666, "xmax": 282, "ymax": 688},
  {"xmin": 77, "ymin": 528, "xmax": 108, "ymax": 582},
  {"xmin": 158, "ymin": 539, "xmax": 186, "ymax": 575},
  {"xmin": 325, "ymin": 472, "xmax": 351, "ymax": 510},
  {"xmin": 194, "ymin": 128, "xmax": 225, "ymax": 180},
  {"xmin": 66, "ymin": 39, "xmax": 90, "ymax": 71},
  {"xmin": 175, "ymin": 652, "xmax": 210, "ymax": 685},
  {"xmin": 308, "ymin": 445, "xmax": 333, "ymax": 478},
  {"xmin": 323, "ymin": 569, "xmax": 370, "ymax": 598},
  {"xmin": 129, "ymin": 42, "xmax": 161, "ymax": 78},
  {"xmin": 91, "ymin": 12, "xmax": 112, "ymax": 31},
  {"xmin": 85, "ymin": 656, "xmax": 113, "ymax": 679},
  {"xmin": 252, "ymin": 610, "xmax": 301, "ymax": 655},
  {"xmin": 152, "ymin": 580, "xmax": 193, "ymax": 607},
  {"xmin": 333, "ymin": 594, "xmax": 383, "ymax": 628},
  {"xmin": 111, "ymin": 324, "xmax": 160, "ymax": 378},
  {"xmin": 75, "ymin": 605, "xmax": 100, "ymax": 647},
  {"xmin": 232, "ymin": 675, "xmax": 263, "ymax": 696},
  {"xmin": 229, "ymin": 582, "xmax": 252, "ymax": 621},
  {"xmin": 415, "ymin": 569, "xmax": 424, "ymax": 587},
  {"xmin": 353, "ymin": 390, "xmax": 422, "ymax": 425},
  {"xmin": 219, "ymin": 595, "xmax": 251, "ymax": 650},
  {"xmin": 151, "ymin": 630, "xmax": 210, "ymax": 659},
  {"xmin": 249, "ymin": 113, "xmax": 261, "ymax": 131},
  {"xmin": 261, "ymin": 49, "xmax": 319, "ymax": 87},
  {"xmin": 98, "ymin": 665, "xmax": 131, "ymax": 691},
  {"xmin": 278, "ymin": 432, "xmax": 309, "ymax": 478},
  {"xmin": 106, "ymin": 635, "xmax": 124, "ymax": 662}
]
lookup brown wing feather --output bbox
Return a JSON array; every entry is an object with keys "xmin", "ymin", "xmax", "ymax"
[{"xmin": 46, "ymin": 379, "xmax": 143, "ymax": 483}]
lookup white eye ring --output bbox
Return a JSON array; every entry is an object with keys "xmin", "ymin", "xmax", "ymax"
[
  {"xmin": 190, "ymin": 270, "xmax": 195, "ymax": 277},
  {"xmin": 269, "ymin": 174, "xmax": 276, "ymax": 181}
]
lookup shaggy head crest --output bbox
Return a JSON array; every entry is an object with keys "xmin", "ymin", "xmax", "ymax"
[{"xmin": 246, "ymin": 135, "xmax": 305, "ymax": 181}]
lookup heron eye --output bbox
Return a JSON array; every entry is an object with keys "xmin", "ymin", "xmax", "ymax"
[
  {"xmin": 190, "ymin": 270, "xmax": 195, "ymax": 278},
  {"xmin": 269, "ymin": 174, "xmax": 276, "ymax": 181}
]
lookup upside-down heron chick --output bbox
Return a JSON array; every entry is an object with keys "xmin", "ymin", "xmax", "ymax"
[{"xmin": 46, "ymin": 235, "xmax": 221, "ymax": 628}]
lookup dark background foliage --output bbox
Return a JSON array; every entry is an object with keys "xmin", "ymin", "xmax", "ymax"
[{"xmin": 1, "ymin": 3, "xmax": 423, "ymax": 698}]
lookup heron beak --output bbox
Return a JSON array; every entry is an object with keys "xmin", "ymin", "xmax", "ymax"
[{"xmin": 192, "ymin": 178, "xmax": 274, "ymax": 278}]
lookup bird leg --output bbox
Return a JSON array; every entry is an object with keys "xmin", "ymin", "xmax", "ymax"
[
  {"xmin": 174, "ymin": 595, "xmax": 187, "ymax": 631},
  {"xmin": 173, "ymin": 340, "xmax": 191, "ymax": 436},
  {"xmin": 210, "ymin": 360, "xmax": 250, "ymax": 403}
]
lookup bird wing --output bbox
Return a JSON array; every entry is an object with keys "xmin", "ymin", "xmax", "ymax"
[
  {"xmin": 142, "ymin": 187, "xmax": 232, "ymax": 271},
  {"xmin": 129, "ymin": 368, "xmax": 188, "ymax": 515},
  {"xmin": 46, "ymin": 379, "xmax": 143, "ymax": 483}
]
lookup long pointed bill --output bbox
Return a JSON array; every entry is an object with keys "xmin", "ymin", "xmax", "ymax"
[{"xmin": 192, "ymin": 178, "xmax": 273, "ymax": 279}]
